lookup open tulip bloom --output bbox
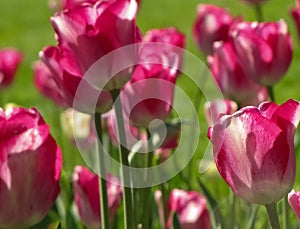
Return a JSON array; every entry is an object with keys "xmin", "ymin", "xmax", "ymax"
[
  {"xmin": 0, "ymin": 107, "xmax": 62, "ymax": 228},
  {"xmin": 208, "ymin": 99, "xmax": 300, "ymax": 205}
]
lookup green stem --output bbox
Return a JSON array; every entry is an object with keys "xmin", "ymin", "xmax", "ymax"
[
  {"xmin": 267, "ymin": 86, "xmax": 275, "ymax": 102},
  {"xmin": 254, "ymin": 3, "xmax": 264, "ymax": 22},
  {"xmin": 265, "ymin": 203, "xmax": 280, "ymax": 229},
  {"xmin": 142, "ymin": 129, "xmax": 154, "ymax": 229},
  {"xmin": 246, "ymin": 205, "xmax": 259, "ymax": 229},
  {"xmin": 94, "ymin": 113, "xmax": 110, "ymax": 229},
  {"xmin": 110, "ymin": 89, "xmax": 134, "ymax": 229},
  {"xmin": 229, "ymin": 193, "xmax": 237, "ymax": 228},
  {"xmin": 282, "ymin": 197, "xmax": 288, "ymax": 229}
]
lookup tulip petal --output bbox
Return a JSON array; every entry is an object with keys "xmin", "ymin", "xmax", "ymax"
[
  {"xmin": 288, "ymin": 189, "xmax": 300, "ymax": 221},
  {"xmin": 211, "ymin": 106, "xmax": 293, "ymax": 204}
]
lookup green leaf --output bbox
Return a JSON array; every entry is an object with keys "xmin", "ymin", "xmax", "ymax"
[{"xmin": 172, "ymin": 212, "xmax": 182, "ymax": 229}]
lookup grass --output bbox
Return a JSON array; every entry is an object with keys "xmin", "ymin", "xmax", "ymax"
[{"xmin": 1, "ymin": 0, "xmax": 300, "ymax": 228}]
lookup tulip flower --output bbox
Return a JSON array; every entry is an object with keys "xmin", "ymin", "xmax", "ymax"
[
  {"xmin": 121, "ymin": 27, "xmax": 185, "ymax": 128},
  {"xmin": 33, "ymin": 61, "xmax": 67, "ymax": 107},
  {"xmin": 0, "ymin": 107, "xmax": 62, "ymax": 228},
  {"xmin": 291, "ymin": 0, "xmax": 300, "ymax": 41},
  {"xmin": 193, "ymin": 4, "xmax": 234, "ymax": 55},
  {"xmin": 0, "ymin": 48, "xmax": 23, "ymax": 87},
  {"xmin": 167, "ymin": 189, "xmax": 211, "ymax": 229},
  {"xmin": 49, "ymin": 0, "xmax": 141, "ymax": 11},
  {"xmin": 208, "ymin": 41, "xmax": 268, "ymax": 106},
  {"xmin": 288, "ymin": 189, "xmax": 300, "ymax": 221},
  {"xmin": 40, "ymin": 0, "xmax": 141, "ymax": 113},
  {"xmin": 208, "ymin": 99, "xmax": 300, "ymax": 205},
  {"xmin": 231, "ymin": 20, "xmax": 293, "ymax": 86},
  {"xmin": 204, "ymin": 99, "xmax": 238, "ymax": 125},
  {"xmin": 73, "ymin": 166, "xmax": 122, "ymax": 228}
]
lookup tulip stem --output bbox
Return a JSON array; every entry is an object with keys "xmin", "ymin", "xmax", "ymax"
[
  {"xmin": 254, "ymin": 3, "xmax": 264, "ymax": 22},
  {"xmin": 282, "ymin": 197, "xmax": 289, "ymax": 229},
  {"xmin": 267, "ymin": 86, "xmax": 275, "ymax": 102},
  {"xmin": 246, "ymin": 205, "xmax": 259, "ymax": 229},
  {"xmin": 142, "ymin": 129, "xmax": 154, "ymax": 229},
  {"xmin": 265, "ymin": 203, "xmax": 280, "ymax": 229},
  {"xmin": 110, "ymin": 89, "xmax": 134, "ymax": 229},
  {"xmin": 94, "ymin": 112, "xmax": 111, "ymax": 229}
]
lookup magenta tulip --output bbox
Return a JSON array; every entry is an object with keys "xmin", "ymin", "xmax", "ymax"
[
  {"xmin": 40, "ymin": 47, "xmax": 113, "ymax": 113},
  {"xmin": 73, "ymin": 166, "xmax": 122, "ymax": 228},
  {"xmin": 0, "ymin": 48, "xmax": 23, "ymax": 87},
  {"xmin": 232, "ymin": 20, "xmax": 293, "ymax": 86},
  {"xmin": 193, "ymin": 4, "xmax": 234, "ymax": 55},
  {"xmin": 288, "ymin": 189, "xmax": 300, "ymax": 221},
  {"xmin": 0, "ymin": 107, "xmax": 62, "ymax": 228},
  {"xmin": 208, "ymin": 99, "xmax": 300, "ymax": 205},
  {"xmin": 33, "ymin": 61, "xmax": 67, "ymax": 107},
  {"xmin": 121, "ymin": 27, "xmax": 185, "ymax": 128},
  {"xmin": 40, "ymin": 0, "xmax": 141, "ymax": 113},
  {"xmin": 167, "ymin": 189, "xmax": 211, "ymax": 229},
  {"xmin": 208, "ymin": 41, "xmax": 268, "ymax": 106}
]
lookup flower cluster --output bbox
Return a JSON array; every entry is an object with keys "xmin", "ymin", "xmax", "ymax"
[{"xmin": 1, "ymin": 0, "xmax": 300, "ymax": 228}]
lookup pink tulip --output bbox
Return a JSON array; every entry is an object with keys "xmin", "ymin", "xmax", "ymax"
[
  {"xmin": 40, "ymin": 47, "xmax": 113, "ymax": 113},
  {"xmin": 73, "ymin": 166, "xmax": 122, "ymax": 228},
  {"xmin": 291, "ymin": 0, "xmax": 300, "ymax": 41},
  {"xmin": 0, "ymin": 107, "xmax": 62, "ymax": 228},
  {"xmin": 121, "ymin": 27, "xmax": 185, "ymax": 128},
  {"xmin": 204, "ymin": 99, "xmax": 238, "ymax": 126},
  {"xmin": 208, "ymin": 41, "xmax": 268, "ymax": 106},
  {"xmin": 49, "ymin": 0, "xmax": 141, "ymax": 11},
  {"xmin": 33, "ymin": 61, "xmax": 67, "ymax": 107},
  {"xmin": 48, "ymin": 0, "xmax": 99, "ymax": 11},
  {"xmin": 40, "ymin": 0, "xmax": 141, "ymax": 113},
  {"xmin": 0, "ymin": 48, "xmax": 23, "ymax": 87},
  {"xmin": 208, "ymin": 99, "xmax": 300, "ymax": 205},
  {"xmin": 232, "ymin": 20, "xmax": 293, "ymax": 86},
  {"xmin": 288, "ymin": 189, "xmax": 300, "ymax": 221},
  {"xmin": 167, "ymin": 189, "xmax": 211, "ymax": 229},
  {"xmin": 193, "ymin": 4, "xmax": 234, "ymax": 55}
]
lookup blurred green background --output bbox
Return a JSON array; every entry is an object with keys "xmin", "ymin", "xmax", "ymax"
[{"xmin": 1, "ymin": 0, "xmax": 300, "ymax": 228}]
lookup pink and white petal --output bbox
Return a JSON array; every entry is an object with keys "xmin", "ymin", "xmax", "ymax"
[
  {"xmin": 258, "ymin": 101, "xmax": 278, "ymax": 120},
  {"xmin": 212, "ymin": 108, "xmax": 284, "ymax": 203},
  {"xmin": 271, "ymin": 99, "xmax": 300, "ymax": 135}
]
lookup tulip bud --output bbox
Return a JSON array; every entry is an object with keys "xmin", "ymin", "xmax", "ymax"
[
  {"xmin": 232, "ymin": 20, "xmax": 293, "ymax": 86},
  {"xmin": 122, "ymin": 27, "xmax": 185, "ymax": 128},
  {"xmin": 208, "ymin": 99, "xmax": 300, "ymax": 205},
  {"xmin": 40, "ymin": 0, "xmax": 141, "ymax": 113},
  {"xmin": 288, "ymin": 189, "xmax": 300, "ymax": 221},
  {"xmin": 0, "ymin": 48, "xmax": 23, "ymax": 87},
  {"xmin": 73, "ymin": 166, "xmax": 122, "ymax": 228},
  {"xmin": 193, "ymin": 4, "xmax": 234, "ymax": 55},
  {"xmin": 167, "ymin": 189, "xmax": 211, "ymax": 229},
  {"xmin": 0, "ymin": 107, "xmax": 62, "ymax": 228},
  {"xmin": 208, "ymin": 41, "xmax": 268, "ymax": 106},
  {"xmin": 33, "ymin": 61, "xmax": 67, "ymax": 107}
]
